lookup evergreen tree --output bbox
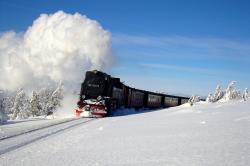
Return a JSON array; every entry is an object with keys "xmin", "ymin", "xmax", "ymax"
[
  {"xmin": 1, "ymin": 84, "xmax": 65, "ymax": 120},
  {"xmin": 30, "ymin": 91, "xmax": 40, "ymax": 116},
  {"xmin": 243, "ymin": 88, "xmax": 249, "ymax": 101},
  {"xmin": 206, "ymin": 93, "xmax": 213, "ymax": 102},
  {"xmin": 0, "ymin": 99, "xmax": 8, "ymax": 124},
  {"xmin": 213, "ymin": 85, "xmax": 224, "ymax": 102},
  {"xmin": 223, "ymin": 81, "xmax": 241, "ymax": 101},
  {"xmin": 0, "ymin": 91, "xmax": 15, "ymax": 116},
  {"xmin": 47, "ymin": 82, "xmax": 64, "ymax": 114},
  {"xmin": 37, "ymin": 88, "xmax": 53, "ymax": 115},
  {"xmin": 11, "ymin": 89, "xmax": 31, "ymax": 119}
]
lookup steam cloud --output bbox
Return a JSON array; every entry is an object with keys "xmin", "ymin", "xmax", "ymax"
[{"xmin": 0, "ymin": 11, "xmax": 114, "ymax": 91}]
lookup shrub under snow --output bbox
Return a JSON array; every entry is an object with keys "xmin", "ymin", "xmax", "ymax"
[
  {"xmin": 207, "ymin": 81, "xmax": 247, "ymax": 103},
  {"xmin": 188, "ymin": 95, "xmax": 201, "ymax": 106},
  {"xmin": 206, "ymin": 85, "xmax": 224, "ymax": 102},
  {"xmin": 223, "ymin": 81, "xmax": 241, "ymax": 101}
]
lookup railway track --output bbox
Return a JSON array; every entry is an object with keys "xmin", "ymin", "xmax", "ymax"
[
  {"xmin": 0, "ymin": 117, "xmax": 96, "ymax": 155},
  {"xmin": 0, "ymin": 117, "xmax": 81, "ymax": 141}
]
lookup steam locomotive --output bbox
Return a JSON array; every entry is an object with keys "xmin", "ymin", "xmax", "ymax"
[{"xmin": 75, "ymin": 70, "xmax": 190, "ymax": 117}]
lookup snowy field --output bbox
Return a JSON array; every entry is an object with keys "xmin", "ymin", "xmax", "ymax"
[
  {"xmin": 0, "ymin": 116, "xmax": 77, "ymax": 140},
  {"xmin": 0, "ymin": 100, "xmax": 250, "ymax": 166}
]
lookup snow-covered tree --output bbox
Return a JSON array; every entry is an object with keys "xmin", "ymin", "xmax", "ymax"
[
  {"xmin": 0, "ymin": 98, "xmax": 8, "ymax": 124},
  {"xmin": 46, "ymin": 82, "xmax": 64, "ymax": 114},
  {"xmin": 36, "ymin": 83, "xmax": 64, "ymax": 117},
  {"xmin": 0, "ymin": 84, "xmax": 65, "ymax": 120},
  {"xmin": 243, "ymin": 88, "xmax": 249, "ymax": 101},
  {"xmin": 3, "ymin": 96, "xmax": 15, "ymax": 115},
  {"xmin": 206, "ymin": 93, "xmax": 213, "ymax": 102},
  {"xmin": 0, "ymin": 91, "xmax": 15, "ymax": 116},
  {"xmin": 223, "ymin": 81, "xmax": 241, "ymax": 101},
  {"xmin": 30, "ymin": 91, "xmax": 40, "ymax": 117},
  {"xmin": 0, "ymin": 98, "xmax": 3, "ymax": 113},
  {"xmin": 37, "ymin": 88, "xmax": 54, "ymax": 115},
  {"xmin": 207, "ymin": 81, "xmax": 244, "ymax": 103},
  {"xmin": 213, "ymin": 85, "xmax": 224, "ymax": 102},
  {"xmin": 206, "ymin": 85, "xmax": 225, "ymax": 102},
  {"xmin": 11, "ymin": 89, "xmax": 31, "ymax": 119},
  {"xmin": 188, "ymin": 95, "xmax": 200, "ymax": 106}
]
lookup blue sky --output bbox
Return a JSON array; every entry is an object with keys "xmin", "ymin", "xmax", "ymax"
[{"xmin": 1, "ymin": 0, "xmax": 250, "ymax": 96}]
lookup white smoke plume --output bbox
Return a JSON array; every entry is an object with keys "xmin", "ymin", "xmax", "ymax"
[{"xmin": 0, "ymin": 11, "xmax": 114, "ymax": 92}]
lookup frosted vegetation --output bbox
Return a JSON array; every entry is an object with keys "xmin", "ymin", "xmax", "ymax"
[
  {"xmin": 186, "ymin": 81, "xmax": 248, "ymax": 106},
  {"xmin": 0, "ymin": 83, "xmax": 63, "ymax": 123},
  {"xmin": 206, "ymin": 81, "xmax": 248, "ymax": 103},
  {"xmin": 188, "ymin": 95, "xmax": 201, "ymax": 106}
]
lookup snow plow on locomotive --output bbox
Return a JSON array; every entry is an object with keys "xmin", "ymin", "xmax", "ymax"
[{"xmin": 75, "ymin": 70, "xmax": 190, "ymax": 117}]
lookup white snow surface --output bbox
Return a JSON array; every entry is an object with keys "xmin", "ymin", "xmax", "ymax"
[
  {"xmin": 0, "ymin": 116, "xmax": 76, "ymax": 139},
  {"xmin": 0, "ymin": 100, "xmax": 250, "ymax": 166}
]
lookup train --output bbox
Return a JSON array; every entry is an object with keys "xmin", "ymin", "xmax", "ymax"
[{"xmin": 75, "ymin": 70, "xmax": 190, "ymax": 117}]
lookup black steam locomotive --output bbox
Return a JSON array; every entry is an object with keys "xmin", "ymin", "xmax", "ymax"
[{"xmin": 75, "ymin": 70, "xmax": 189, "ymax": 117}]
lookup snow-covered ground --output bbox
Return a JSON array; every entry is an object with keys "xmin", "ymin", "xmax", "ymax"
[
  {"xmin": 0, "ymin": 117, "xmax": 93, "ymax": 155},
  {"xmin": 0, "ymin": 100, "xmax": 250, "ymax": 166},
  {"xmin": 0, "ymin": 116, "xmax": 76, "ymax": 140}
]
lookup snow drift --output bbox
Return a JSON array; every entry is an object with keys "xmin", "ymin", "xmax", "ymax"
[{"xmin": 0, "ymin": 10, "xmax": 114, "ymax": 91}]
